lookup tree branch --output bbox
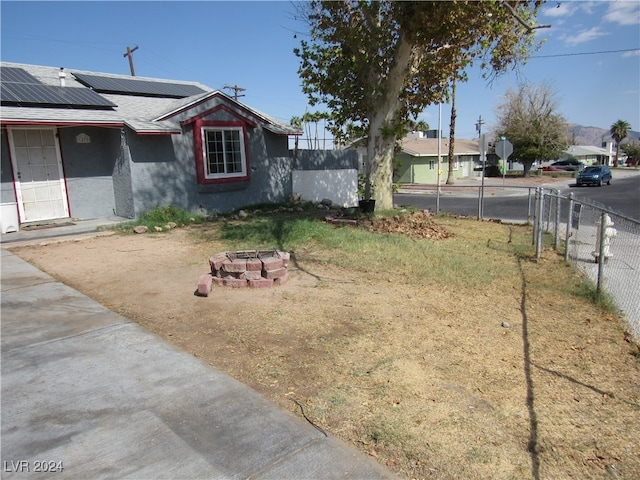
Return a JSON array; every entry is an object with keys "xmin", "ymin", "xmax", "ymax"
[{"xmin": 502, "ymin": 1, "xmax": 551, "ymax": 32}]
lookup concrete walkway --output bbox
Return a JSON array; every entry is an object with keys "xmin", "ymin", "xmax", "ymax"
[{"xmin": 1, "ymin": 248, "xmax": 397, "ymax": 479}]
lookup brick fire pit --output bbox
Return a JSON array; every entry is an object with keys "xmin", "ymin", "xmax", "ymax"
[{"xmin": 197, "ymin": 249, "xmax": 290, "ymax": 296}]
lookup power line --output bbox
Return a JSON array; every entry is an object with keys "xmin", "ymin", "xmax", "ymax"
[{"xmin": 532, "ymin": 48, "xmax": 639, "ymax": 59}]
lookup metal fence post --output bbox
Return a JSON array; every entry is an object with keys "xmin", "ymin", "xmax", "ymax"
[
  {"xmin": 554, "ymin": 190, "xmax": 561, "ymax": 250},
  {"xmin": 532, "ymin": 188, "xmax": 539, "ymax": 246},
  {"xmin": 564, "ymin": 192, "xmax": 574, "ymax": 262},
  {"xmin": 596, "ymin": 211, "xmax": 607, "ymax": 294},
  {"xmin": 545, "ymin": 190, "xmax": 552, "ymax": 232},
  {"xmin": 477, "ymin": 181, "xmax": 484, "ymax": 220},
  {"xmin": 535, "ymin": 188, "xmax": 545, "ymax": 258},
  {"xmin": 527, "ymin": 187, "xmax": 534, "ymax": 224}
]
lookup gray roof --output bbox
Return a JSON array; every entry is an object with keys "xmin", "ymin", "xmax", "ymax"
[
  {"xmin": 401, "ymin": 137, "xmax": 479, "ymax": 156},
  {"xmin": 565, "ymin": 145, "xmax": 610, "ymax": 157},
  {"xmin": 0, "ymin": 62, "xmax": 300, "ymax": 136}
]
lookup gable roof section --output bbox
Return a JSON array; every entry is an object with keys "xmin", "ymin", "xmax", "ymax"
[
  {"xmin": 0, "ymin": 62, "xmax": 300, "ymax": 136},
  {"xmin": 157, "ymin": 91, "xmax": 300, "ymax": 136},
  {"xmin": 401, "ymin": 137, "xmax": 479, "ymax": 157}
]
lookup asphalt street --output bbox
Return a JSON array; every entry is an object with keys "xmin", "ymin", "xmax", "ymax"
[{"xmin": 395, "ymin": 169, "xmax": 640, "ymax": 221}]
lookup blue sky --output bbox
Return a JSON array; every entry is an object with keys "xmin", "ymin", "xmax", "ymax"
[{"xmin": 1, "ymin": 1, "xmax": 639, "ymax": 144}]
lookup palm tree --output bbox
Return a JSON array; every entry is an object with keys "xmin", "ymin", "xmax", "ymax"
[
  {"xmin": 290, "ymin": 115, "xmax": 303, "ymax": 150},
  {"xmin": 290, "ymin": 115, "xmax": 303, "ymax": 166},
  {"xmin": 446, "ymin": 78, "xmax": 457, "ymax": 185},
  {"xmin": 414, "ymin": 119, "xmax": 429, "ymax": 135},
  {"xmin": 610, "ymin": 119, "xmax": 631, "ymax": 166}
]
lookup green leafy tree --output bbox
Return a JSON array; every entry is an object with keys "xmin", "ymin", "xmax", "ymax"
[
  {"xmin": 295, "ymin": 1, "xmax": 546, "ymax": 208},
  {"xmin": 610, "ymin": 119, "xmax": 631, "ymax": 167},
  {"xmin": 495, "ymin": 82, "xmax": 569, "ymax": 176},
  {"xmin": 621, "ymin": 141, "xmax": 640, "ymax": 167}
]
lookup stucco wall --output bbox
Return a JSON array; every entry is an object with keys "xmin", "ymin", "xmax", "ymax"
[
  {"xmin": 127, "ymin": 130, "xmax": 196, "ymax": 217},
  {"xmin": 294, "ymin": 149, "xmax": 358, "ymax": 170},
  {"xmin": 58, "ymin": 127, "xmax": 120, "ymax": 219},
  {"xmin": 292, "ymin": 169, "xmax": 358, "ymax": 207},
  {"xmin": 112, "ymin": 129, "xmax": 135, "ymax": 219},
  {"xmin": 125, "ymin": 100, "xmax": 297, "ymax": 216},
  {"xmin": 124, "ymin": 125, "xmax": 293, "ymax": 216},
  {"xmin": 290, "ymin": 149, "xmax": 359, "ymax": 206},
  {"xmin": 188, "ymin": 122, "xmax": 294, "ymax": 214}
]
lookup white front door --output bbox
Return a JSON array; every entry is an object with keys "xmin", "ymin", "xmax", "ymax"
[{"xmin": 8, "ymin": 128, "xmax": 69, "ymax": 223}]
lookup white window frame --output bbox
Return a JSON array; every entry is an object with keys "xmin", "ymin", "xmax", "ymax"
[{"xmin": 201, "ymin": 126, "xmax": 247, "ymax": 180}]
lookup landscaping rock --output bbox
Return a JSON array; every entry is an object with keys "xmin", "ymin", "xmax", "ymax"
[
  {"xmin": 133, "ymin": 225, "xmax": 148, "ymax": 234},
  {"xmin": 197, "ymin": 274, "xmax": 213, "ymax": 296}
]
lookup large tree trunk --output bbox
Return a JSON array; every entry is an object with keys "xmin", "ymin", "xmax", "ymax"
[
  {"xmin": 365, "ymin": 35, "xmax": 414, "ymax": 211},
  {"xmin": 522, "ymin": 160, "xmax": 534, "ymax": 176},
  {"xmin": 366, "ymin": 119, "xmax": 396, "ymax": 209}
]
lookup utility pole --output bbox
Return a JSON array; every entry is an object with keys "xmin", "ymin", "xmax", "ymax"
[
  {"xmin": 224, "ymin": 84, "xmax": 246, "ymax": 101},
  {"xmin": 123, "ymin": 45, "xmax": 139, "ymax": 76},
  {"xmin": 436, "ymin": 103, "xmax": 442, "ymax": 214}
]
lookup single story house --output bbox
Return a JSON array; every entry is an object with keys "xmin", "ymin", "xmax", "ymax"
[
  {"xmin": 561, "ymin": 144, "xmax": 616, "ymax": 166},
  {"xmin": 1, "ymin": 61, "xmax": 308, "ymax": 230},
  {"xmin": 394, "ymin": 133, "xmax": 479, "ymax": 184}
]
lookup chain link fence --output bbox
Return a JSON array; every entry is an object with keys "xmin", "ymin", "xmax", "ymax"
[
  {"xmin": 535, "ymin": 188, "xmax": 640, "ymax": 341},
  {"xmin": 397, "ymin": 183, "xmax": 640, "ymax": 340}
]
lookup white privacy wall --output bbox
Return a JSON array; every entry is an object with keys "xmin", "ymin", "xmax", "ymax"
[{"xmin": 292, "ymin": 169, "xmax": 358, "ymax": 207}]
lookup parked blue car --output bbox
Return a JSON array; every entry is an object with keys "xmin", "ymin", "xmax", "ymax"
[{"xmin": 576, "ymin": 165, "xmax": 612, "ymax": 187}]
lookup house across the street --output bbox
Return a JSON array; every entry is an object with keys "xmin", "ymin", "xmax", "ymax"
[
  {"xmin": 0, "ymin": 62, "xmax": 311, "ymax": 231},
  {"xmin": 394, "ymin": 132, "xmax": 480, "ymax": 184},
  {"xmin": 562, "ymin": 143, "xmax": 616, "ymax": 166}
]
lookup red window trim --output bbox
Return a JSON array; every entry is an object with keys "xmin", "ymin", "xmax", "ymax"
[
  {"xmin": 182, "ymin": 104, "xmax": 258, "ymax": 128},
  {"xmin": 193, "ymin": 118, "xmax": 251, "ymax": 184}
]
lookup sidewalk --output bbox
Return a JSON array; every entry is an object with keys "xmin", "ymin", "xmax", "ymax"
[
  {"xmin": 1, "ymin": 248, "xmax": 397, "ymax": 479},
  {"xmin": 398, "ymin": 175, "xmax": 575, "ymax": 196},
  {"xmin": 398, "ymin": 168, "xmax": 640, "ymax": 196},
  {"xmin": 0, "ymin": 215, "xmax": 128, "ymax": 245}
]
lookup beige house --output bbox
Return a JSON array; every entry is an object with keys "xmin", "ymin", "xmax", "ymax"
[
  {"xmin": 394, "ymin": 134, "xmax": 480, "ymax": 184},
  {"xmin": 563, "ymin": 143, "xmax": 615, "ymax": 166}
]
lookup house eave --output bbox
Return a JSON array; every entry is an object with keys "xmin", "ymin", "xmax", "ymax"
[{"xmin": 0, "ymin": 119, "xmax": 124, "ymax": 129}]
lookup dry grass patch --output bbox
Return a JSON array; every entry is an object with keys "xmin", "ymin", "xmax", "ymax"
[{"xmin": 9, "ymin": 213, "xmax": 640, "ymax": 480}]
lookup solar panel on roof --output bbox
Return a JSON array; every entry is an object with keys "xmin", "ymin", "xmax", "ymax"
[
  {"xmin": 0, "ymin": 82, "xmax": 116, "ymax": 108},
  {"xmin": 1, "ymin": 66, "xmax": 42, "ymax": 84},
  {"xmin": 72, "ymin": 72, "xmax": 206, "ymax": 98}
]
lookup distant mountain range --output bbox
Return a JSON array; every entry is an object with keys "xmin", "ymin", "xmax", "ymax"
[{"xmin": 567, "ymin": 124, "xmax": 640, "ymax": 147}]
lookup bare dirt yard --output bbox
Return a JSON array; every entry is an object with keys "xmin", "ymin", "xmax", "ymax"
[{"xmin": 8, "ymin": 213, "xmax": 640, "ymax": 480}]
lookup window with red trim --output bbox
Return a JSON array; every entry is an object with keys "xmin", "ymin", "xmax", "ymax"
[{"xmin": 193, "ymin": 119, "xmax": 250, "ymax": 184}]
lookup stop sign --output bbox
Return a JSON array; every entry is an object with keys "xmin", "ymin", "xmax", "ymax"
[{"xmin": 495, "ymin": 139, "xmax": 513, "ymax": 160}]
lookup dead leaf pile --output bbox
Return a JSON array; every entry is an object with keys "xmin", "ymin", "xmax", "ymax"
[{"xmin": 361, "ymin": 211, "xmax": 454, "ymax": 240}]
